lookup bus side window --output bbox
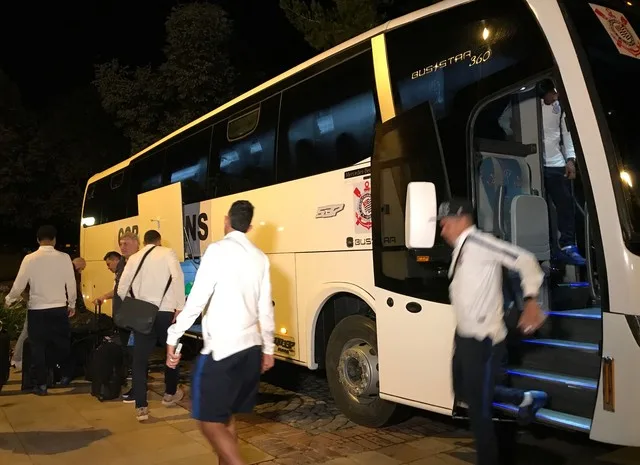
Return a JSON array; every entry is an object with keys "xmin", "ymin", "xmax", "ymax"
[
  {"xmin": 102, "ymin": 170, "xmax": 129, "ymax": 224},
  {"xmin": 211, "ymin": 95, "xmax": 279, "ymax": 197},
  {"xmin": 277, "ymin": 50, "xmax": 379, "ymax": 182},
  {"xmin": 128, "ymin": 149, "xmax": 167, "ymax": 215},
  {"xmin": 166, "ymin": 126, "xmax": 212, "ymax": 205}
]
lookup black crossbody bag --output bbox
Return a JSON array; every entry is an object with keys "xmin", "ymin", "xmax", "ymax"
[{"xmin": 114, "ymin": 246, "xmax": 172, "ymax": 335}]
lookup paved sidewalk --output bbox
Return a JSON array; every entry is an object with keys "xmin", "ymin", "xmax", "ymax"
[{"xmin": 1, "ymin": 367, "xmax": 638, "ymax": 465}]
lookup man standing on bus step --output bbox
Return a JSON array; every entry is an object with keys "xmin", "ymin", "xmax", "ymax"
[
  {"xmin": 117, "ymin": 230, "xmax": 185, "ymax": 421},
  {"xmin": 95, "ymin": 233, "xmax": 139, "ymax": 397},
  {"xmin": 5, "ymin": 225, "xmax": 77, "ymax": 395},
  {"xmin": 166, "ymin": 200, "xmax": 275, "ymax": 465},
  {"xmin": 438, "ymin": 199, "xmax": 548, "ymax": 465}
]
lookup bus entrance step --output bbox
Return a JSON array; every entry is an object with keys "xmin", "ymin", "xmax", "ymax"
[{"xmin": 493, "ymin": 403, "xmax": 591, "ymax": 433}]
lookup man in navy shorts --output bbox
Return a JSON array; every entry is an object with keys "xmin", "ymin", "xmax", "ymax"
[{"xmin": 167, "ymin": 200, "xmax": 274, "ymax": 465}]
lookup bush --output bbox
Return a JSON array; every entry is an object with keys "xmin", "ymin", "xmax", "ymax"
[{"xmin": 0, "ymin": 292, "xmax": 27, "ymax": 341}]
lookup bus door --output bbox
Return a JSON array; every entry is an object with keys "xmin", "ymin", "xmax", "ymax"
[
  {"xmin": 138, "ymin": 182, "xmax": 185, "ymax": 261},
  {"xmin": 371, "ymin": 101, "xmax": 457, "ymax": 412}
]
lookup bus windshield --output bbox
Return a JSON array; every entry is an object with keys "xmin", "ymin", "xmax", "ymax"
[{"xmin": 563, "ymin": 1, "xmax": 640, "ymax": 250}]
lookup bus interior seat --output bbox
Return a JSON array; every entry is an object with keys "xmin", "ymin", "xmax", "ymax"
[
  {"xmin": 510, "ymin": 195, "xmax": 550, "ymax": 261},
  {"xmin": 478, "ymin": 153, "xmax": 550, "ymax": 260}
]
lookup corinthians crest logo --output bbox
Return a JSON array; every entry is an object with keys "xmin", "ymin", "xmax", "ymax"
[
  {"xmin": 353, "ymin": 180, "xmax": 372, "ymax": 232},
  {"xmin": 591, "ymin": 4, "xmax": 640, "ymax": 59}
]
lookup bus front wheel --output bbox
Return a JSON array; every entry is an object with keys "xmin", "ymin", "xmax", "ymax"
[{"xmin": 326, "ymin": 315, "xmax": 399, "ymax": 427}]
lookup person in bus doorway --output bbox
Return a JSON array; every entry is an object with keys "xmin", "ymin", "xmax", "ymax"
[
  {"xmin": 166, "ymin": 200, "xmax": 275, "ymax": 465},
  {"xmin": 117, "ymin": 230, "xmax": 185, "ymax": 421},
  {"xmin": 4, "ymin": 225, "xmax": 77, "ymax": 395},
  {"xmin": 94, "ymin": 234, "xmax": 139, "ymax": 397},
  {"xmin": 498, "ymin": 79, "xmax": 585, "ymax": 266},
  {"xmin": 438, "ymin": 199, "xmax": 548, "ymax": 465}
]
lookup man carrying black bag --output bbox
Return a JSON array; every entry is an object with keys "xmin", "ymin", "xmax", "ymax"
[
  {"xmin": 438, "ymin": 199, "xmax": 549, "ymax": 465},
  {"xmin": 117, "ymin": 230, "xmax": 185, "ymax": 421}
]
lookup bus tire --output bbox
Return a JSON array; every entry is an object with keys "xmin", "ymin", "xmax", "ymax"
[{"xmin": 325, "ymin": 315, "xmax": 401, "ymax": 428}]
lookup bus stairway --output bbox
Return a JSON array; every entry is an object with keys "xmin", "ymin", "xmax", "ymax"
[{"xmin": 495, "ymin": 306, "xmax": 601, "ymax": 433}]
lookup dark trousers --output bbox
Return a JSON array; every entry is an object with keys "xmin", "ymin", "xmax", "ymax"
[
  {"xmin": 118, "ymin": 327, "xmax": 133, "ymax": 384},
  {"xmin": 544, "ymin": 166, "xmax": 576, "ymax": 248},
  {"xmin": 27, "ymin": 308, "xmax": 72, "ymax": 386},
  {"xmin": 453, "ymin": 334, "xmax": 523, "ymax": 465},
  {"xmin": 132, "ymin": 311, "xmax": 179, "ymax": 408}
]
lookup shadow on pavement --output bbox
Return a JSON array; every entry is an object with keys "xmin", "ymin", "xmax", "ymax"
[{"xmin": 0, "ymin": 428, "xmax": 111, "ymax": 455}]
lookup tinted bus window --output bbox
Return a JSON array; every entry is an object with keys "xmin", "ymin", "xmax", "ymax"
[
  {"xmin": 211, "ymin": 95, "xmax": 279, "ymax": 197},
  {"xmin": 374, "ymin": 0, "xmax": 554, "ymax": 301},
  {"xmin": 166, "ymin": 127, "xmax": 212, "ymax": 205},
  {"xmin": 278, "ymin": 50, "xmax": 379, "ymax": 181},
  {"xmin": 128, "ymin": 150, "xmax": 167, "ymax": 215},
  {"xmin": 82, "ymin": 169, "xmax": 129, "ymax": 226}
]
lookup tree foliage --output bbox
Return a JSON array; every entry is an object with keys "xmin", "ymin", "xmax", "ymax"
[
  {"xmin": 280, "ymin": 0, "xmax": 391, "ymax": 51},
  {"xmin": 280, "ymin": 0, "xmax": 443, "ymax": 51},
  {"xmin": 94, "ymin": 3, "xmax": 236, "ymax": 153},
  {"xmin": 0, "ymin": 71, "xmax": 125, "ymax": 231}
]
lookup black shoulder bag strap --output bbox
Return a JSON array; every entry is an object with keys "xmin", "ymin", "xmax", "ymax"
[
  {"xmin": 449, "ymin": 236, "xmax": 470, "ymax": 280},
  {"xmin": 126, "ymin": 246, "xmax": 157, "ymax": 299}
]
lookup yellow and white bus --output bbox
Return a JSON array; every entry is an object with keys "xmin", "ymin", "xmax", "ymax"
[{"xmin": 80, "ymin": 0, "xmax": 640, "ymax": 446}]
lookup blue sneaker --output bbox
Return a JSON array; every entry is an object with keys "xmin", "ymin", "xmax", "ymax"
[
  {"xmin": 517, "ymin": 390, "xmax": 548, "ymax": 425},
  {"xmin": 561, "ymin": 245, "xmax": 586, "ymax": 266}
]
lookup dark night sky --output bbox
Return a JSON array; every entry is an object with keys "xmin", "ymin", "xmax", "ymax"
[
  {"xmin": 0, "ymin": 0, "xmax": 313, "ymax": 107},
  {"xmin": 0, "ymin": 0, "xmax": 313, "ymax": 248}
]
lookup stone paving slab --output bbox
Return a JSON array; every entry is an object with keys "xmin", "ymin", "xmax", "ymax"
[{"xmin": 2, "ymin": 359, "xmax": 639, "ymax": 465}]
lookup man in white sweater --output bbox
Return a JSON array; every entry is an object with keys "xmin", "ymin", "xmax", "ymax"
[
  {"xmin": 5, "ymin": 225, "xmax": 76, "ymax": 395},
  {"xmin": 166, "ymin": 200, "xmax": 274, "ymax": 465}
]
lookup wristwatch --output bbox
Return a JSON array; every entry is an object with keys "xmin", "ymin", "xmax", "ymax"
[{"xmin": 523, "ymin": 295, "xmax": 537, "ymax": 303}]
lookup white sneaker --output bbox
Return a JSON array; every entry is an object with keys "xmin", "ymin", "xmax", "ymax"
[
  {"xmin": 162, "ymin": 387, "xmax": 185, "ymax": 407},
  {"xmin": 136, "ymin": 407, "xmax": 149, "ymax": 422}
]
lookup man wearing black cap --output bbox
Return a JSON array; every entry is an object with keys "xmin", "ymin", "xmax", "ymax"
[{"xmin": 438, "ymin": 199, "xmax": 548, "ymax": 465}]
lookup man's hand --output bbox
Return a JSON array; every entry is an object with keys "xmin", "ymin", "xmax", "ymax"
[
  {"xmin": 172, "ymin": 310, "xmax": 181, "ymax": 324},
  {"xmin": 518, "ymin": 300, "xmax": 546, "ymax": 335},
  {"xmin": 93, "ymin": 298, "xmax": 103, "ymax": 306},
  {"xmin": 261, "ymin": 354, "xmax": 274, "ymax": 374},
  {"xmin": 68, "ymin": 307, "xmax": 76, "ymax": 318},
  {"xmin": 565, "ymin": 159, "xmax": 577, "ymax": 180},
  {"xmin": 166, "ymin": 345, "xmax": 181, "ymax": 369}
]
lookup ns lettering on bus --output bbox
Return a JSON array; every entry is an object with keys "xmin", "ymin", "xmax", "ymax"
[{"xmin": 185, "ymin": 213, "xmax": 209, "ymax": 241}]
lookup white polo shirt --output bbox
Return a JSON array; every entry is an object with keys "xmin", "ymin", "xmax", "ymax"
[
  {"xmin": 167, "ymin": 230, "xmax": 274, "ymax": 361},
  {"xmin": 449, "ymin": 227, "xmax": 544, "ymax": 344},
  {"xmin": 117, "ymin": 244, "xmax": 185, "ymax": 313}
]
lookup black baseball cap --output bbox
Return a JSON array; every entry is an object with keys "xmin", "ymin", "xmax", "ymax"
[{"xmin": 437, "ymin": 198, "xmax": 474, "ymax": 220}]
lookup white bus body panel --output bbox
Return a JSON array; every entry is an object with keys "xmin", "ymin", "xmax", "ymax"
[
  {"xmin": 529, "ymin": 0, "xmax": 640, "ymax": 444},
  {"xmin": 594, "ymin": 312, "xmax": 640, "ymax": 446}
]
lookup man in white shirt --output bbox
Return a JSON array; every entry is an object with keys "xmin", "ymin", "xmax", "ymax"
[
  {"xmin": 498, "ymin": 79, "xmax": 585, "ymax": 266},
  {"xmin": 5, "ymin": 225, "xmax": 77, "ymax": 395},
  {"xmin": 439, "ymin": 200, "xmax": 547, "ymax": 465},
  {"xmin": 166, "ymin": 200, "xmax": 275, "ymax": 465},
  {"xmin": 117, "ymin": 230, "xmax": 185, "ymax": 421}
]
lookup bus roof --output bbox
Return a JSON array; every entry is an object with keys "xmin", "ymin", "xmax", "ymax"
[{"xmin": 87, "ymin": 0, "xmax": 473, "ymax": 185}]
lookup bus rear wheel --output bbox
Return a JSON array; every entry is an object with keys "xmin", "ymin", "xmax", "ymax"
[{"xmin": 326, "ymin": 315, "xmax": 400, "ymax": 427}]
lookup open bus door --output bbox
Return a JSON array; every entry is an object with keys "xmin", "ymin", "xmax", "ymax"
[{"xmin": 137, "ymin": 183, "xmax": 185, "ymax": 262}]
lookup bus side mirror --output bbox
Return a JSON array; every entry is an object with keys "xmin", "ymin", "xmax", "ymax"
[{"xmin": 405, "ymin": 182, "xmax": 437, "ymax": 249}]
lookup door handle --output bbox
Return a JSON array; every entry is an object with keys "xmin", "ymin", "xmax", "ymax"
[{"xmin": 406, "ymin": 302, "xmax": 422, "ymax": 313}]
